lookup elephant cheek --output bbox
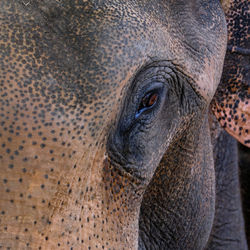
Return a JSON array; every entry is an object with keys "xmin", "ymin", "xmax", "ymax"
[
  {"xmin": 0, "ymin": 143, "xmax": 142, "ymax": 249},
  {"xmin": 76, "ymin": 154, "xmax": 146, "ymax": 249}
]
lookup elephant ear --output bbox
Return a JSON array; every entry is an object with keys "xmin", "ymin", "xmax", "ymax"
[{"xmin": 211, "ymin": 0, "xmax": 250, "ymax": 147}]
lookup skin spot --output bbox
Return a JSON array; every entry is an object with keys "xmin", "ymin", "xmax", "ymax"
[{"xmin": 8, "ymin": 164, "xmax": 14, "ymax": 169}]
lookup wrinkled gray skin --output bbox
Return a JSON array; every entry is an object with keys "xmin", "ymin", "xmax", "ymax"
[
  {"xmin": 0, "ymin": 0, "xmax": 248, "ymax": 249},
  {"xmin": 205, "ymin": 116, "xmax": 247, "ymax": 249}
]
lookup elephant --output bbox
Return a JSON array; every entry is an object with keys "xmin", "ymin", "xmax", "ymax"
[{"xmin": 0, "ymin": 0, "xmax": 249, "ymax": 249}]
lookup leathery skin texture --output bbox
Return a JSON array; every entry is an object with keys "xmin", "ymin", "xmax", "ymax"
[
  {"xmin": 212, "ymin": 0, "xmax": 250, "ymax": 146},
  {"xmin": 1, "ymin": 0, "xmax": 247, "ymax": 249}
]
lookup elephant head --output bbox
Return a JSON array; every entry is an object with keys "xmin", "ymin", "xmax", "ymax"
[{"xmin": 0, "ymin": 0, "xmax": 248, "ymax": 249}]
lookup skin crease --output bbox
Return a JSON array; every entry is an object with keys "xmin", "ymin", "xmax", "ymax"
[{"xmin": 0, "ymin": 0, "xmax": 247, "ymax": 249}]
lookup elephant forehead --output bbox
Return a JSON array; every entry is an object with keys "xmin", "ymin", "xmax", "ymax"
[
  {"xmin": 73, "ymin": 0, "xmax": 228, "ymax": 101},
  {"xmin": 12, "ymin": 0, "xmax": 227, "ymax": 105},
  {"xmin": 66, "ymin": 0, "xmax": 228, "ymax": 102}
]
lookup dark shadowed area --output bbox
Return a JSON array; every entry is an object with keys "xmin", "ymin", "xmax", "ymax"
[{"xmin": 239, "ymin": 143, "xmax": 250, "ymax": 246}]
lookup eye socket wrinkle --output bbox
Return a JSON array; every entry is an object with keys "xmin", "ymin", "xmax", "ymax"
[{"xmin": 117, "ymin": 61, "xmax": 204, "ymax": 136}]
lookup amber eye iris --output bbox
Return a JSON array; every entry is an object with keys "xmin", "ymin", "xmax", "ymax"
[
  {"xmin": 136, "ymin": 92, "xmax": 159, "ymax": 118},
  {"xmin": 141, "ymin": 93, "xmax": 158, "ymax": 108}
]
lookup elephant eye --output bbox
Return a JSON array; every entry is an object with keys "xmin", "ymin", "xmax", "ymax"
[{"xmin": 136, "ymin": 91, "xmax": 159, "ymax": 118}]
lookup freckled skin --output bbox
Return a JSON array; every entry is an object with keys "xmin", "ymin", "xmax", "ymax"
[
  {"xmin": 212, "ymin": 0, "xmax": 250, "ymax": 147},
  {"xmin": 0, "ymin": 0, "xmax": 248, "ymax": 249}
]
